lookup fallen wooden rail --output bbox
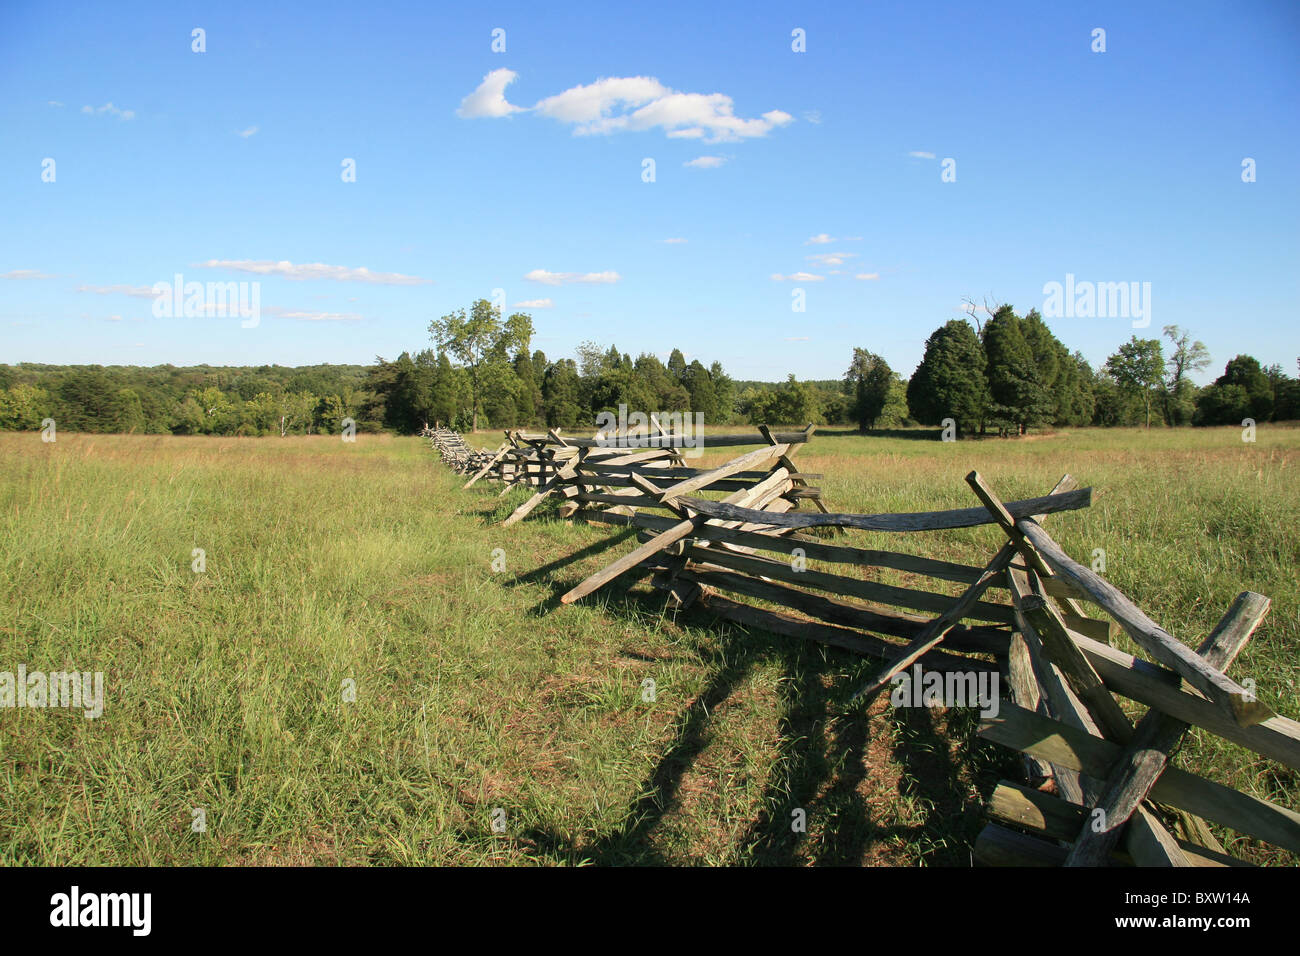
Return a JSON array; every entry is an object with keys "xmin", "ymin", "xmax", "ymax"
[{"xmin": 678, "ymin": 488, "xmax": 1093, "ymax": 532}]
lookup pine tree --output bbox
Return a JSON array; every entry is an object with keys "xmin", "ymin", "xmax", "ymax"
[
  {"xmin": 667, "ymin": 348, "xmax": 687, "ymax": 384},
  {"xmin": 844, "ymin": 348, "xmax": 894, "ymax": 431},
  {"xmin": 983, "ymin": 306, "xmax": 1052, "ymax": 435},
  {"xmin": 683, "ymin": 360, "xmax": 718, "ymax": 421},
  {"xmin": 709, "ymin": 361, "xmax": 735, "ymax": 423},
  {"xmin": 512, "ymin": 349, "xmax": 541, "ymax": 425},
  {"xmin": 907, "ymin": 319, "xmax": 988, "ymax": 437},
  {"xmin": 542, "ymin": 359, "xmax": 582, "ymax": 428}
]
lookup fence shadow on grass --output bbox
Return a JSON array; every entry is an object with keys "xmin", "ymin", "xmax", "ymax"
[
  {"xmin": 736, "ymin": 645, "xmax": 993, "ymax": 866},
  {"xmin": 501, "ymin": 527, "xmax": 640, "ymax": 617},
  {"xmin": 734, "ymin": 643, "xmax": 876, "ymax": 866},
  {"xmin": 499, "ymin": 597, "xmax": 767, "ymax": 866},
  {"xmin": 886, "ymin": 704, "xmax": 993, "ymax": 865},
  {"xmin": 505, "ymin": 578, "xmax": 979, "ymax": 866}
]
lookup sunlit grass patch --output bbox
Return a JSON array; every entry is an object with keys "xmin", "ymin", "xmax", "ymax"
[{"xmin": 0, "ymin": 426, "xmax": 1295, "ymax": 865}]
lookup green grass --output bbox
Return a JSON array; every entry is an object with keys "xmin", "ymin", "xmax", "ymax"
[{"xmin": 0, "ymin": 426, "xmax": 1296, "ymax": 865}]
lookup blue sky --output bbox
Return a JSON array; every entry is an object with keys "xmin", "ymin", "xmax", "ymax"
[{"xmin": 2, "ymin": 0, "xmax": 1297, "ymax": 384}]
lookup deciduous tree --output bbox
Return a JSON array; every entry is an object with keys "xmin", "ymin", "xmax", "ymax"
[{"xmin": 1105, "ymin": 336, "xmax": 1165, "ymax": 428}]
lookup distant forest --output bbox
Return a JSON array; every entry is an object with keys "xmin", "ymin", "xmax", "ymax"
[{"xmin": 2, "ymin": 299, "xmax": 1296, "ymax": 436}]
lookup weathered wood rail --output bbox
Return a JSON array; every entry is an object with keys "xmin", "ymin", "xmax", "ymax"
[{"xmin": 425, "ymin": 425, "xmax": 1298, "ymax": 867}]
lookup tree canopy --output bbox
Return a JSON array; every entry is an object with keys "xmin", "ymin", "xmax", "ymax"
[{"xmin": 3, "ymin": 304, "xmax": 1295, "ymax": 438}]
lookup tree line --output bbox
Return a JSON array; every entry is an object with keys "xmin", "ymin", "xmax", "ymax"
[
  {"xmin": 1, "ymin": 298, "xmax": 1296, "ymax": 435},
  {"xmin": 848, "ymin": 306, "xmax": 1299, "ymax": 436}
]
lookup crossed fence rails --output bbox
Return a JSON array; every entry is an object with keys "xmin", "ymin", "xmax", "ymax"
[{"xmin": 424, "ymin": 423, "xmax": 1299, "ymax": 866}]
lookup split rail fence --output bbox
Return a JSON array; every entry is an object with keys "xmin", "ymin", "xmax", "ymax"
[{"xmin": 423, "ymin": 423, "xmax": 1299, "ymax": 867}]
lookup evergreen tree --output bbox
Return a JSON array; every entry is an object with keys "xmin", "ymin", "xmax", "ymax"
[
  {"xmin": 682, "ymin": 360, "xmax": 718, "ymax": 421},
  {"xmin": 1053, "ymin": 349, "xmax": 1095, "ymax": 426},
  {"xmin": 709, "ymin": 361, "xmax": 736, "ymax": 423},
  {"xmin": 511, "ymin": 349, "xmax": 541, "ymax": 425},
  {"xmin": 983, "ymin": 306, "xmax": 1051, "ymax": 435},
  {"xmin": 542, "ymin": 359, "xmax": 582, "ymax": 428},
  {"xmin": 56, "ymin": 369, "xmax": 118, "ymax": 432},
  {"xmin": 667, "ymin": 348, "xmax": 687, "ymax": 384},
  {"xmin": 844, "ymin": 348, "xmax": 894, "ymax": 431},
  {"xmin": 428, "ymin": 351, "xmax": 460, "ymax": 426},
  {"xmin": 1022, "ymin": 310, "xmax": 1067, "ymax": 422},
  {"xmin": 907, "ymin": 319, "xmax": 988, "ymax": 437}
]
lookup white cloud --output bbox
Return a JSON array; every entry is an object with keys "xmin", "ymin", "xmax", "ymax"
[
  {"xmin": 237, "ymin": 126, "xmax": 259, "ymax": 138},
  {"xmin": 48, "ymin": 100, "xmax": 64, "ymax": 108},
  {"xmin": 2, "ymin": 269, "xmax": 55, "ymax": 280},
  {"xmin": 194, "ymin": 260, "xmax": 433, "ymax": 285},
  {"xmin": 805, "ymin": 233, "xmax": 863, "ymax": 245},
  {"xmin": 771, "ymin": 272, "xmax": 825, "ymax": 282},
  {"xmin": 264, "ymin": 306, "xmax": 364, "ymax": 321},
  {"xmin": 77, "ymin": 283, "xmax": 157, "ymax": 298},
  {"xmin": 856, "ymin": 273, "xmax": 880, "ymax": 281},
  {"xmin": 684, "ymin": 155, "xmax": 725, "ymax": 169},
  {"xmin": 660, "ymin": 238, "xmax": 688, "ymax": 244},
  {"xmin": 807, "ymin": 252, "xmax": 857, "ymax": 267},
  {"xmin": 524, "ymin": 269, "xmax": 620, "ymax": 286},
  {"xmin": 461, "ymin": 71, "xmax": 793, "ymax": 143},
  {"xmin": 512, "ymin": 298, "xmax": 554, "ymax": 308},
  {"xmin": 803, "ymin": 110, "xmax": 822, "ymax": 124},
  {"xmin": 908, "ymin": 150, "xmax": 936, "ymax": 159},
  {"xmin": 81, "ymin": 102, "xmax": 135, "ymax": 120},
  {"xmin": 784, "ymin": 336, "xmax": 810, "ymax": 341},
  {"xmin": 534, "ymin": 75, "xmax": 667, "ymax": 125},
  {"xmin": 458, "ymin": 68, "xmax": 525, "ymax": 118}
]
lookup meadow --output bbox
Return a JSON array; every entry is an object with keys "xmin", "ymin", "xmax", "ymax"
[{"xmin": 0, "ymin": 425, "xmax": 1296, "ymax": 866}]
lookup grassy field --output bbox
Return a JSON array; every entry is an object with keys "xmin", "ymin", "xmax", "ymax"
[{"xmin": 0, "ymin": 425, "xmax": 1296, "ymax": 866}]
